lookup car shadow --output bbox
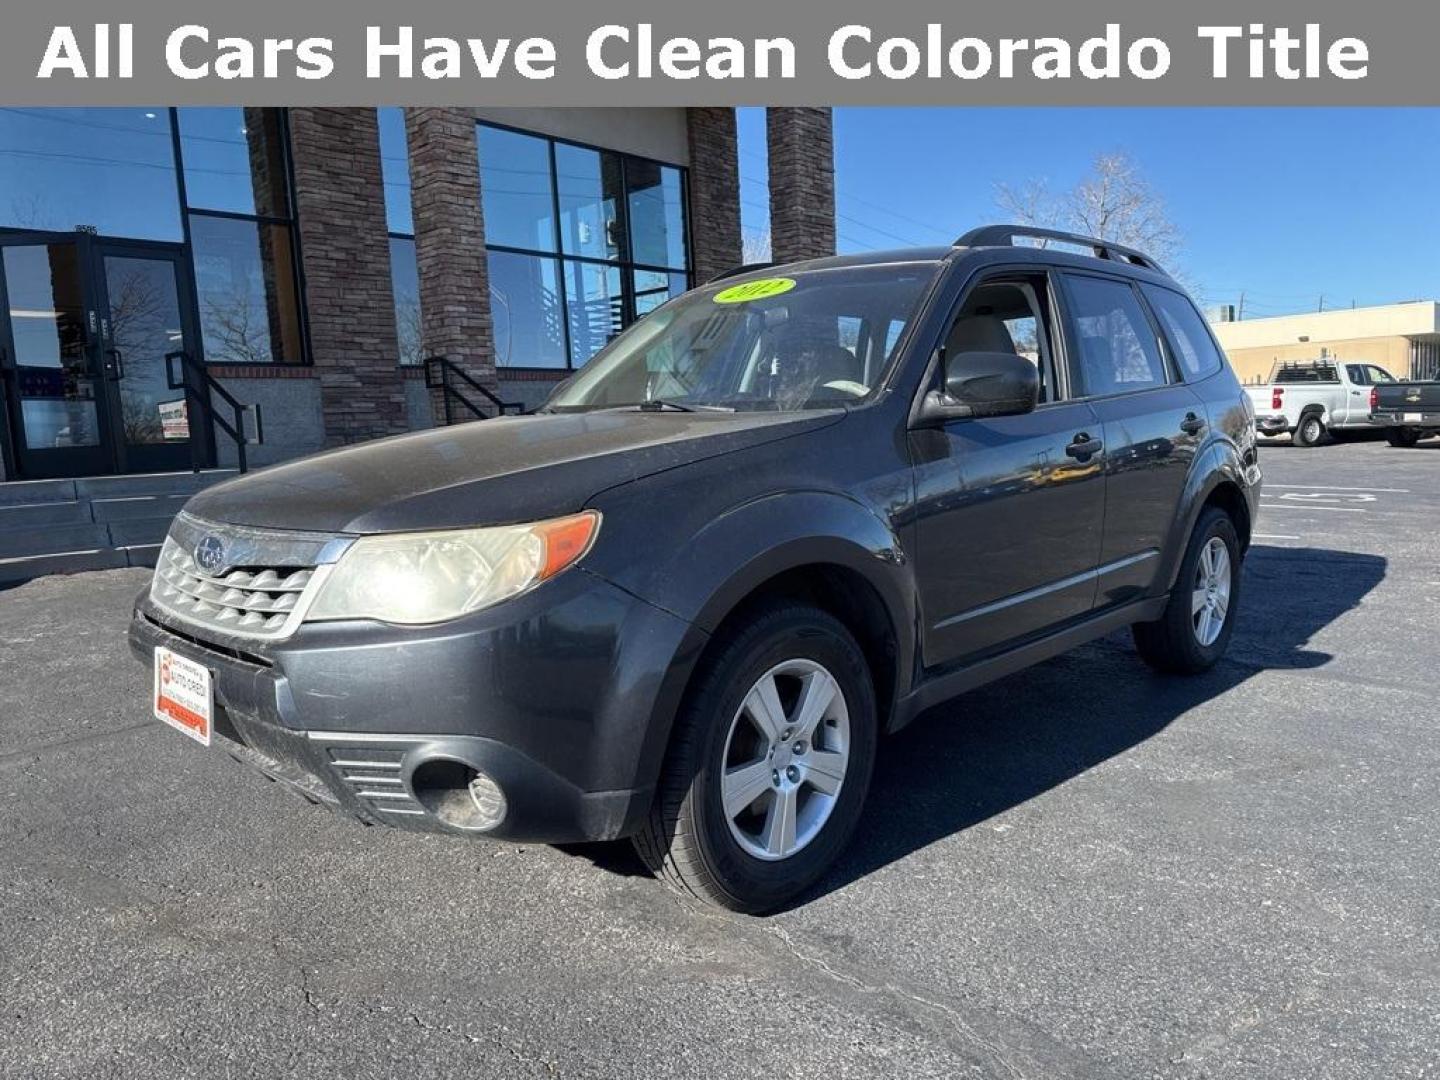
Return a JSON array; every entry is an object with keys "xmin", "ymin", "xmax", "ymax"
[
  {"xmin": 794, "ymin": 545, "xmax": 1386, "ymax": 909},
  {"xmin": 559, "ymin": 546, "xmax": 1386, "ymax": 908}
]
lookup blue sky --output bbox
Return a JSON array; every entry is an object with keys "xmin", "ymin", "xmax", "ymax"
[{"xmin": 738, "ymin": 107, "xmax": 1440, "ymax": 317}]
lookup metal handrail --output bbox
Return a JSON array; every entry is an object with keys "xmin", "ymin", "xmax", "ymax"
[
  {"xmin": 422, "ymin": 356, "xmax": 525, "ymax": 425},
  {"xmin": 165, "ymin": 351, "xmax": 263, "ymax": 474}
]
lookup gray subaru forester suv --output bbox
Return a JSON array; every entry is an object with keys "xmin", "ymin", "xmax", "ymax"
[{"xmin": 132, "ymin": 225, "xmax": 1261, "ymax": 912}]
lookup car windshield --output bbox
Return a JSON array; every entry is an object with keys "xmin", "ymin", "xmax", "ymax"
[{"xmin": 545, "ymin": 262, "xmax": 942, "ymax": 413}]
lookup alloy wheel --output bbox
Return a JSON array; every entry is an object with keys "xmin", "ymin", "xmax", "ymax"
[
  {"xmin": 720, "ymin": 659, "xmax": 851, "ymax": 861},
  {"xmin": 1191, "ymin": 536, "xmax": 1232, "ymax": 647}
]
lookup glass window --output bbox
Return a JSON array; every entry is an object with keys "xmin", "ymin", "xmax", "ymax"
[
  {"xmin": 946, "ymin": 279, "xmax": 1055, "ymax": 403},
  {"xmin": 626, "ymin": 160, "xmax": 686, "ymax": 269},
  {"xmin": 189, "ymin": 214, "xmax": 303, "ymax": 365},
  {"xmin": 488, "ymin": 251, "xmax": 566, "ymax": 369},
  {"xmin": 548, "ymin": 263, "xmax": 941, "ymax": 413},
  {"xmin": 389, "ymin": 237, "xmax": 422, "ymax": 367},
  {"xmin": 377, "ymin": 107, "xmax": 413, "ymax": 236},
  {"xmin": 633, "ymin": 269, "xmax": 687, "ymax": 317},
  {"xmin": 1366, "ymin": 365, "xmax": 1395, "ymax": 383},
  {"xmin": 1143, "ymin": 285, "xmax": 1226, "ymax": 381},
  {"xmin": 565, "ymin": 260, "xmax": 624, "ymax": 366},
  {"xmin": 556, "ymin": 145, "xmax": 624, "ymax": 262},
  {"xmin": 0, "ymin": 108, "xmax": 182, "ymax": 240},
  {"xmin": 177, "ymin": 108, "xmax": 288, "ymax": 218},
  {"xmin": 1065, "ymin": 276, "xmax": 1168, "ymax": 396},
  {"xmin": 478, "ymin": 126, "xmax": 556, "ymax": 252}
]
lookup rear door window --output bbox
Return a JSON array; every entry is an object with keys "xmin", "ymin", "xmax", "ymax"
[
  {"xmin": 1142, "ymin": 285, "xmax": 1226, "ymax": 381},
  {"xmin": 1062, "ymin": 275, "xmax": 1169, "ymax": 397}
]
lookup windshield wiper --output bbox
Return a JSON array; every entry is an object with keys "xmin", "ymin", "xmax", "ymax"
[{"xmin": 636, "ymin": 398, "xmax": 696, "ymax": 412}]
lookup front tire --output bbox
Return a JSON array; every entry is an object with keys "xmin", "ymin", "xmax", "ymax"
[
  {"xmin": 1293, "ymin": 412, "xmax": 1326, "ymax": 447},
  {"xmin": 1132, "ymin": 507, "xmax": 1242, "ymax": 675},
  {"xmin": 1386, "ymin": 426, "xmax": 1421, "ymax": 448},
  {"xmin": 633, "ymin": 603, "xmax": 876, "ymax": 913}
]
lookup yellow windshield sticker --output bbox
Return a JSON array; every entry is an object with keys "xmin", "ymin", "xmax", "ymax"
[{"xmin": 713, "ymin": 277, "xmax": 797, "ymax": 304}]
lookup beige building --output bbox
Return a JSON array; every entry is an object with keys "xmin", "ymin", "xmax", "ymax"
[{"xmin": 1210, "ymin": 301, "xmax": 1440, "ymax": 385}]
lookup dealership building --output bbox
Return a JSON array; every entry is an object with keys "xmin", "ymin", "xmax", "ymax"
[
  {"xmin": 1211, "ymin": 301, "xmax": 1440, "ymax": 384},
  {"xmin": 0, "ymin": 106, "xmax": 838, "ymax": 491}
]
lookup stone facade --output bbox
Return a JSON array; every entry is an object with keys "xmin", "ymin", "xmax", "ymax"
[
  {"xmin": 766, "ymin": 108, "xmax": 837, "ymax": 265},
  {"xmin": 685, "ymin": 108, "xmax": 743, "ymax": 285},
  {"xmin": 406, "ymin": 108, "xmax": 501, "ymax": 423},
  {"xmin": 287, "ymin": 108, "xmax": 408, "ymax": 446}
]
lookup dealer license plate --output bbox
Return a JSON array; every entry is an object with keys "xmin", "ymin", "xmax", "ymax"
[{"xmin": 153, "ymin": 646, "xmax": 213, "ymax": 746}]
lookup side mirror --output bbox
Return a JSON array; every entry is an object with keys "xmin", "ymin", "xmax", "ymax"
[{"xmin": 916, "ymin": 350, "xmax": 1040, "ymax": 425}]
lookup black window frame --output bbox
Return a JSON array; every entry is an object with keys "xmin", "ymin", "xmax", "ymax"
[
  {"xmin": 476, "ymin": 119, "xmax": 692, "ymax": 373},
  {"xmin": 171, "ymin": 107, "xmax": 312, "ymax": 368}
]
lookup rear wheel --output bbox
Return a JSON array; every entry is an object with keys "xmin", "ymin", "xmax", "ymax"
[
  {"xmin": 1386, "ymin": 426, "xmax": 1421, "ymax": 448},
  {"xmin": 1293, "ymin": 412, "xmax": 1326, "ymax": 447},
  {"xmin": 1133, "ymin": 507, "xmax": 1241, "ymax": 674},
  {"xmin": 633, "ymin": 603, "xmax": 876, "ymax": 913}
]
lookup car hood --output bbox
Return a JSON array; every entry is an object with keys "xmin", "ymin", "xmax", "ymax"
[{"xmin": 184, "ymin": 409, "xmax": 841, "ymax": 534}]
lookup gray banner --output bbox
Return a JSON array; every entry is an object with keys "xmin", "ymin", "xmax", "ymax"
[{"xmin": 3, "ymin": 0, "xmax": 1434, "ymax": 104}]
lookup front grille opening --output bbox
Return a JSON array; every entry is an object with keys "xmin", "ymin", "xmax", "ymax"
[{"xmin": 151, "ymin": 537, "xmax": 318, "ymax": 640}]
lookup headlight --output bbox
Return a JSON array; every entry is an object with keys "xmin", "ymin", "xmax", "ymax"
[{"xmin": 306, "ymin": 511, "xmax": 599, "ymax": 625}]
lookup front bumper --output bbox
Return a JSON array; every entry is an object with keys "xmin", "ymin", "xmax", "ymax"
[{"xmin": 129, "ymin": 566, "xmax": 701, "ymax": 843}]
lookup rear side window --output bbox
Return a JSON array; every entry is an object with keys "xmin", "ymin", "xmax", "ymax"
[
  {"xmin": 1063, "ymin": 275, "xmax": 1168, "ymax": 396},
  {"xmin": 1143, "ymin": 285, "xmax": 1226, "ymax": 380},
  {"xmin": 1346, "ymin": 365, "xmax": 1369, "ymax": 385}
]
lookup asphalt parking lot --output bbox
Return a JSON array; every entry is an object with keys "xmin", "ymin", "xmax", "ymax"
[{"xmin": 2, "ymin": 435, "xmax": 1437, "ymax": 1079}]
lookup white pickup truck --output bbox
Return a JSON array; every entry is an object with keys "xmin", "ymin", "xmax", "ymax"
[{"xmin": 1245, "ymin": 360, "xmax": 1398, "ymax": 447}]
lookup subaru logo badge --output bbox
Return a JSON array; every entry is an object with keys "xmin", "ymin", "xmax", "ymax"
[{"xmin": 194, "ymin": 534, "xmax": 227, "ymax": 574}]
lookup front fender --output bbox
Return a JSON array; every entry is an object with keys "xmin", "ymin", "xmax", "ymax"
[{"xmin": 590, "ymin": 488, "xmax": 919, "ymax": 793}]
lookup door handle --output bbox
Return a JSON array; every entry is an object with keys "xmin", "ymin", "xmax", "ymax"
[
  {"xmin": 105, "ymin": 347, "xmax": 125, "ymax": 381},
  {"xmin": 1180, "ymin": 413, "xmax": 1206, "ymax": 436},
  {"xmin": 1065, "ymin": 433, "xmax": 1103, "ymax": 459}
]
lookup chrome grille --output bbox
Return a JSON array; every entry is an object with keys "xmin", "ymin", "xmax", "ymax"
[{"xmin": 149, "ymin": 513, "xmax": 347, "ymax": 642}]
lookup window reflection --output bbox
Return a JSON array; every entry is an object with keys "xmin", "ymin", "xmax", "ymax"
[
  {"xmin": 565, "ymin": 260, "xmax": 623, "ymax": 366},
  {"xmin": 626, "ymin": 160, "xmax": 687, "ymax": 270},
  {"xmin": 190, "ymin": 215, "xmax": 302, "ymax": 365},
  {"xmin": 556, "ymin": 144, "xmax": 623, "ymax": 262},
  {"xmin": 478, "ymin": 127, "xmax": 557, "ymax": 253},
  {"xmin": 177, "ymin": 107, "xmax": 288, "ymax": 218},
  {"xmin": 633, "ymin": 269, "xmax": 687, "ymax": 317},
  {"xmin": 377, "ymin": 107, "xmax": 413, "ymax": 236},
  {"xmin": 390, "ymin": 237, "xmax": 422, "ymax": 366},
  {"xmin": 488, "ymin": 251, "xmax": 566, "ymax": 369},
  {"xmin": 0, "ymin": 108, "xmax": 182, "ymax": 240}
]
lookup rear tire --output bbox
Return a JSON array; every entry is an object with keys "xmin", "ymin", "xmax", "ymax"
[
  {"xmin": 1386, "ymin": 426, "xmax": 1421, "ymax": 448},
  {"xmin": 1133, "ymin": 507, "xmax": 1241, "ymax": 675},
  {"xmin": 1293, "ymin": 412, "xmax": 1326, "ymax": 447},
  {"xmin": 633, "ymin": 603, "xmax": 877, "ymax": 913}
]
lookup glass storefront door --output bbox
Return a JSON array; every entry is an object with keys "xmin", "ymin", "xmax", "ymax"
[{"xmin": 0, "ymin": 231, "xmax": 205, "ymax": 478}]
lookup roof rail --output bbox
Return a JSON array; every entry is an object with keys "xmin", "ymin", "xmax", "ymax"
[
  {"xmin": 955, "ymin": 225, "xmax": 1167, "ymax": 275},
  {"xmin": 707, "ymin": 261, "xmax": 774, "ymax": 283}
]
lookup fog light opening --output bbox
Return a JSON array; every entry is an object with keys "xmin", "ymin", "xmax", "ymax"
[{"xmin": 410, "ymin": 758, "xmax": 507, "ymax": 831}]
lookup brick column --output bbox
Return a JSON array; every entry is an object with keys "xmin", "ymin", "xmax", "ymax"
[
  {"xmin": 685, "ymin": 108, "xmax": 742, "ymax": 284},
  {"xmin": 287, "ymin": 108, "xmax": 408, "ymax": 445},
  {"xmin": 405, "ymin": 107, "xmax": 498, "ymax": 423},
  {"xmin": 766, "ymin": 107, "xmax": 836, "ymax": 265}
]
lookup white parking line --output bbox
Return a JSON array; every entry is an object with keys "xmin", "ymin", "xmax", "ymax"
[
  {"xmin": 1260, "ymin": 503, "xmax": 1366, "ymax": 513},
  {"xmin": 1263, "ymin": 484, "xmax": 1409, "ymax": 494},
  {"xmin": 1253, "ymin": 533, "xmax": 1301, "ymax": 540}
]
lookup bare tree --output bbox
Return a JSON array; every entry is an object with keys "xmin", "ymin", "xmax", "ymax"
[
  {"xmin": 742, "ymin": 226, "xmax": 772, "ymax": 264},
  {"xmin": 995, "ymin": 152, "xmax": 1181, "ymax": 267}
]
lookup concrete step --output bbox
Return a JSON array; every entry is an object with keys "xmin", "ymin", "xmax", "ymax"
[
  {"xmin": 0, "ymin": 500, "xmax": 90, "ymax": 528},
  {"xmin": 0, "ymin": 523, "xmax": 112, "ymax": 560},
  {"xmin": 0, "ymin": 547, "xmax": 133, "ymax": 586},
  {"xmin": 0, "ymin": 479, "xmax": 77, "ymax": 507},
  {"xmin": 89, "ymin": 493, "xmax": 193, "ymax": 523},
  {"xmin": 106, "ymin": 518, "xmax": 174, "ymax": 549},
  {"xmin": 73, "ymin": 470, "xmax": 235, "ymax": 499}
]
